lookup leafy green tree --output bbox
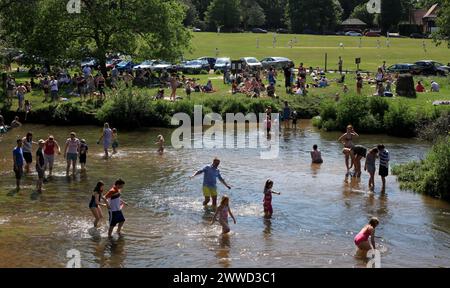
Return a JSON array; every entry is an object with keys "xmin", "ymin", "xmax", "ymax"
[
  {"xmin": 287, "ymin": 0, "xmax": 343, "ymax": 34},
  {"xmin": 434, "ymin": 0, "xmax": 450, "ymax": 47},
  {"xmin": 241, "ymin": 0, "xmax": 266, "ymax": 29},
  {"xmin": 338, "ymin": 0, "xmax": 366, "ymax": 20},
  {"xmin": 182, "ymin": 0, "xmax": 200, "ymax": 27},
  {"xmin": 0, "ymin": 0, "xmax": 191, "ymax": 76},
  {"xmin": 257, "ymin": 0, "xmax": 287, "ymax": 28},
  {"xmin": 380, "ymin": 0, "xmax": 403, "ymax": 33},
  {"xmin": 351, "ymin": 3, "xmax": 376, "ymax": 27},
  {"xmin": 205, "ymin": 0, "xmax": 241, "ymax": 31}
]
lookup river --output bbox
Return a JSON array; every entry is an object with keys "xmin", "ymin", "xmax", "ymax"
[{"xmin": 0, "ymin": 120, "xmax": 449, "ymax": 268}]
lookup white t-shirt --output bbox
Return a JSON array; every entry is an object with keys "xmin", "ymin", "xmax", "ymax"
[
  {"xmin": 431, "ymin": 82, "xmax": 440, "ymax": 92},
  {"xmin": 66, "ymin": 138, "xmax": 80, "ymax": 154},
  {"xmin": 50, "ymin": 80, "xmax": 58, "ymax": 91}
]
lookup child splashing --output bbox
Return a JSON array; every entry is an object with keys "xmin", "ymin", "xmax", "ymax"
[
  {"xmin": 354, "ymin": 217, "xmax": 379, "ymax": 252},
  {"xmin": 211, "ymin": 196, "xmax": 236, "ymax": 234},
  {"xmin": 263, "ymin": 179, "xmax": 281, "ymax": 219}
]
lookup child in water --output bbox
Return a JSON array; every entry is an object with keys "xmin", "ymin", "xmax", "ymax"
[
  {"xmin": 354, "ymin": 217, "xmax": 379, "ymax": 251},
  {"xmin": 211, "ymin": 195, "xmax": 236, "ymax": 234},
  {"xmin": 310, "ymin": 144, "xmax": 323, "ymax": 164},
  {"xmin": 156, "ymin": 135, "xmax": 165, "ymax": 154},
  {"xmin": 364, "ymin": 148, "xmax": 378, "ymax": 191},
  {"xmin": 112, "ymin": 128, "xmax": 119, "ymax": 154},
  {"xmin": 89, "ymin": 181, "xmax": 106, "ymax": 228},
  {"xmin": 263, "ymin": 179, "xmax": 281, "ymax": 219},
  {"xmin": 79, "ymin": 139, "xmax": 88, "ymax": 171}
]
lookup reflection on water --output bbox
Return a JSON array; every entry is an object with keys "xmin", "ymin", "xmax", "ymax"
[{"xmin": 0, "ymin": 121, "xmax": 449, "ymax": 268}]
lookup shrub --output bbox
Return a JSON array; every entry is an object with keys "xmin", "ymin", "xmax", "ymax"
[
  {"xmin": 215, "ymin": 70, "xmax": 222, "ymax": 75},
  {"xmin": 199, "ymin": 70, "xmax": 209, "ymax": 75},
  {"xmin": 358, "ymin": 114, "xmax": 383, "ymax": 133},
  {"xmin": 417, "ymin": 110, "xmax": 450, "ymax": 142},
  {"xmin": 393, "ymin": 137, "xmax": 450, "ymax": 201},
  {"xmin": 383, "ymin": 101, "xmax": 416, "ymax": 137},
  {"xmin": 368, "ymin": 97, "xmax": 389, "ymax": 121},
  {"xmin": 319, "ymin": 100, "xmax": 337, "ymax": 122},
  {"xmin": 336, "ymin": 94, "xmax": 369, "ymax": 129}
]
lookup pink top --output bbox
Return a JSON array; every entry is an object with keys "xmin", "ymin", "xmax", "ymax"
[{"xmin": 354, "ymin": 226, "xmax": 372, "ymax": 245}]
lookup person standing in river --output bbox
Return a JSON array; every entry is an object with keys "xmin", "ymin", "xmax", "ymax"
[
  {"xmin": 35, "ymin": 140, "xmax": 45, "ymax": 193},
  {"xmin": 13, "ymin": 138, "xmax": 24, "ymax": 190},
  {"xmin": 338, "ymin": 125, "xmax": 359, "ymax": 176},
  {"xmin": 98, "ymin": 123, "xmax": 113, "ymax": 159},
  {"xmin": 22, "ymin": 132, "xmax": 37, "ymax": 174},
  {"xmin": 63, "ymin": 132, "xmax": 80, "ymax": 177},
  {"xmin": 378, "ymin": 144, "xmax": 390, "ymax": 193},
  {"xmin": 104, "ymin": 178, "xmax": 128, "ymax": 237},
  {"xmin": 190, "ymin": 158, "xmax": 231, "ymax": 210},
  {"xmin": 364, "ymin": 147, "xmax": 379, "ymax": 191},
  {"xmin": 43, "ymin": 135, "xmax": 61, "ymax": 178}
]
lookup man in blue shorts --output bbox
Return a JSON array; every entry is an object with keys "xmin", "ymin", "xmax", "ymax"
[{"xmin": 190, "ymin": 158, "xmax": 231, "ymax": 209}]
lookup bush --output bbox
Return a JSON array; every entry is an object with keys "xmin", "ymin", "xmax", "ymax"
[
  {"xmin": 319, "ymin": 100, "xmax": 337, "ymax": 122},
  {"xmin": 368, "ymin": 97, "xmax": 389, "ymax": 121},
  {"xmin": 383, "ymin": 102, "xmax": 416, "ymax": 137},
  {"xmin": 393, "ymin": 137, "xmax": 450, "ymax": 201},
  {"xmin": 336, "ymin": 94, "xmax": 369, "ymax": 129},
  {"xmin": 417, "ymin": 110, "xmax": 449, "ymax": 142},
  {"xmin": 199, "ymin": 70, "xmax": 209, "ymax": 75},
  {"xmin": 215, "ymin": 70, "xmax": 222, "ymax": 75},
  {"xmin": 32, "ymin": 102, "xmax": 95, "ymax": 125}
]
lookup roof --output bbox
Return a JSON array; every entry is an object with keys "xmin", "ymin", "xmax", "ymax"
[
  {"xmin": 411, "ymin": 9, "xmax": 427, "ymax": 25},
  {"xmin": 341, "ymin": 18, "xmax": 367, "ymax": 26},
  {"xmin": 423, "ymin": 4, "xmax": 438, "ymax": 19}
]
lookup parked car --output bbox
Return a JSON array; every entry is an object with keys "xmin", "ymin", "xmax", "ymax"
[
  {"xmin": 240, "ymin": 57, "xmax": 262, "ymax": 70},
  {"xmin": 415, "ymin": 60, "xmax": 449, "ymax": 76},
  {"xmin": 260, "ymin": 57, "xmax": 294, "ymax": 70},
  {"xmin": 81, "ymin": 57, "xmax": 98, "ymax": 68},
  {"xmin": 276, "ymin": 28, "xmax": 289, "ymax": 34},
  {"xmin": 345, "ymin": 31, "xmax": 363, "ymax": 36},
  {"xmin": 193, "ymin": 27, "xmax": 201, "ymax": 32},
  {"xmin": 106, "ymin": 58, "xmax": 122, "ymax": 70},
  {"xmin": 410, "ymin": 33, "xmax": 426, "ymax": 39},
  {"xmin": 365, "ymin": 31, "xmax": 381, "ymax": 37},
  {"xmin": 116, "ymin": 60, "xmax": 135, "ymax": 72},
  {"xmin": 386, "ymin": 63, "xmax": 421, "ymax": 75},
  {"xmin": 180, "ymin": 59, "xmax": 210, "ymax": 74},
  {"xmin": 197, "ymin": 57, "xmax": 216, "ymax": 70},
  {"xmin": 151, "ymin": 60, "xmax": 173, "ymax": 72},
  {"xmin": 133, "ymin": 60, "xmax": 155, "ymax": 70},
  {"xmin": 214, "ymin": 57, "xmax": 231, "ymax": 72},
  {"xmin": 335, "ymin": 31, "xmax": 346, "ymax": 36},
  {"xmin": 252, "ymin": 28, "xmax": 268, "ymax": 34}
]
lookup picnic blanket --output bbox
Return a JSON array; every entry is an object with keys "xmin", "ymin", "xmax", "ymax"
[{"xmin": 433, "ymin": 100, "xmax": 450, "ymax": 106}]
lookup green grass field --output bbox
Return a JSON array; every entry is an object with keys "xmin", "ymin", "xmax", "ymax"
[
  {"xmin": 188, "ymin": 33, "xmax": 450, "ymax": 72},
  {"xmin": 2, "ymin": 33, "xmax": 450, "ymax": 118}
]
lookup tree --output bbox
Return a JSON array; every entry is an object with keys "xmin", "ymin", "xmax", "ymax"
[
  {"xmin": 338, "ymin": 0, "xmax": 366, "ymax": 20},
  {"xmin": 205, "ymin": 0, "xmax": 241, "ymax": 31},
  {"xmin": 182, "ymin": 0, "xmax": 200, "ymax": 27},
  {"xmin": 380, "ymin": 0, "xmax": 403, "ymax": 33},
  {"xmin": 257, "ymin": 0, "xmax": 287, "ymax": 28},
  {"xmin": 286, "ymin": 0, "xmax": 343, "ymax": 34},
  {"xmin": 241, "ymin": 0, "xmax": 266, "ymax": 29},
  {"xmin": 434, "ymin": 0, "xmax": 450, "ymax": 48},
  {"xmin": 0, "ymin": 0, "xmax": 191, "ymax": 76},
  {"xmin": 351, "ymin": 3, "xmax": 376, "ymax": 27}
]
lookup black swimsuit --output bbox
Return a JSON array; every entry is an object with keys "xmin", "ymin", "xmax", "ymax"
[{"xmin": 89, "ymin": 193, "xmax": 101, "ymax": 208}]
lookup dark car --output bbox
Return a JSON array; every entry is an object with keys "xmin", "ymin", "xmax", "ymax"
[
  {"xmin": 252, "ymin": 28, "xmax": 268, "ymax": 34},
  {"xmin": 410, "ymin": 33, "xmax": 426, "ymax": 39},
  {"xmin": 260, "ymin": 57, "xmax": 294, "ymax": 70},
  {"xmin": 116, "ymin": 60, "xmax": 135, "ymax": 72},
  {"xmin": 276, "ymin": 28, "xmax": 289, "ymax": 34},
  {"xmin": 365, "ymin": 31, "xmax": 381, "ymax": 37},
  {"xmin": 415, "ymin": 60, "xmax": 449, "ymax": 76},
  {"xmin": 386, "ymin": 63, "xmax": 421, "ymax": 75},
  {"xmin": 197, "ymin": 57, "xmax": 216, "ymax": 70},
  {"xmin": 180, "ymin": 59, "xmax": 210, "ymax": 74}
]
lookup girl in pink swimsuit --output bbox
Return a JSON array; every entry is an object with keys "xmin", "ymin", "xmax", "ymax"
[
  {"xmin": 211, "ymin": 196, "xmax": 236, "ymax": 234},
  {"xmin": 354, "ymin": 217, "xmax": 379, "ymax": 251}
]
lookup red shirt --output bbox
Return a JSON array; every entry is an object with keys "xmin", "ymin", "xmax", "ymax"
[{"xmin": 416, "ymin": 84, "xmax": 425, "ymax": 92}]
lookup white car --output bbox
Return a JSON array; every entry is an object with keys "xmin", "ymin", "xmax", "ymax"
[
  {"xmin": 151, "ymin": 60, "xmax": 173, "ymax": 72},
  {"xmin": 214, "ymin": 57, "xmax": 231, "ymax": 71},
  {"xmin": 133, "ymin": 60, "xmax": 155, "ymax": 70},
  {"xmin": 345, "ymin": 31, "xmax": 362, "ymax": 36},
  {"xmin": 241, "ymin": 57, "xmax": 262, "ymax": 70}
]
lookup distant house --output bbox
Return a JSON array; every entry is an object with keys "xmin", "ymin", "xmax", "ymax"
[
  {"xmin": 340, "ymin": 18, "xmax": 367, "ymax": 32},
  {"xmin": 423, "ymin": 3, "xmax": 439, "ymax": 33}
]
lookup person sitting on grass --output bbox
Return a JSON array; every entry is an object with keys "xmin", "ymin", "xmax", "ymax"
[
  {"xmin": 415, "ymin": 81, "xmax": 425, "ymax": 93},
  {"xmin": 202, "ymin": 80, "xmax": 213, "ymax": 93},
  {"xmin": 231, "ymin": 80, "xmax": 239, "ymax": 95},
  {"xmin": 430, "ymin": 80, "xmax": 440, "ymax": 92}
]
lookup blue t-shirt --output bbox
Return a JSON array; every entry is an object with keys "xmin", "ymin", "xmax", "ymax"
[
  {"xmin": 379, "ymin": 149, "xmax": 390, "ymax": 168},
  {"xmin": 13, "ymin": 147, "xmax": 24, "ymax": 167},
  {"xmin": 200, "ymin": 165, "xmax": 224, "ymax": 189}
]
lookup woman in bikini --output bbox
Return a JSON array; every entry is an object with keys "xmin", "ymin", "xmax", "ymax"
[{"xmin": 338, "ymin": 125, "xmax": 359, "ymax": 175}]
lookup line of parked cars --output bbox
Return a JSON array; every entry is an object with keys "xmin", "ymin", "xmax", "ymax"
[
  {"xmin": 81, "ymin": 55, "xmax": 295, "ymax": 74},
  {"xmin": 387, "ymin": 60, "xmax": 449, "ymax": 76}
]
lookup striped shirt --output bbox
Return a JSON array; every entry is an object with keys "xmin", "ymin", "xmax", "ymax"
[{"xmin": 379, "ymin": 149, "xmax": 390, "ymax": 168}]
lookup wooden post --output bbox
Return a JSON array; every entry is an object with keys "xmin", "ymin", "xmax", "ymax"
[{"xmin": 324, "ymin": 53, "xmax": 328, "ymax": 72}]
